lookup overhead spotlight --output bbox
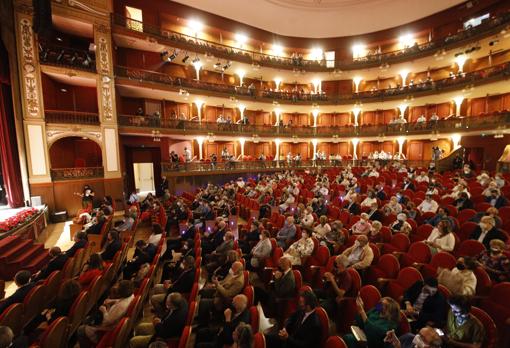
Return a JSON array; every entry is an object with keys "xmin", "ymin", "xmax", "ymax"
[
  {"xmin": 192, "ymin": 56, "xmax": 200, "ymax": 64},
  {"xmin": 56, "ymin": 37, "xmax": 63, "ymax": 42},
  {"xmin": 489, "ymin": 40, "xmax": 499, "ymax": 46},
  {"xmin": 182, "ymin": 53, "xmax": 190, "ymax": 63},
  {"xmin": 167, "ymin": 50, "xmax": 177, "ymax": 62},
  {"xmin": 223, "ymin": 61, "xmax": 232, "ymax": 70},
  {"xmin": 214, "ymin": 61, "xmax": 222, "ymax": 70}
]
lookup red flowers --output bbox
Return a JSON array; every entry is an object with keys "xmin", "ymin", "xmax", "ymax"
[{"xmin": 0, "ymin": 208, "xmax": 39, "ymax": 233}]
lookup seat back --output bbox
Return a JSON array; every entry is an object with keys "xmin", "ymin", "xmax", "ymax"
[
  {"xmin": 456, "ymin": 240, "xmax": 485, "ymax": 258},
  {"xmin": 378, "ymin": 254, "xmax": 401, "ymax": 279},
  {"xmin": 471, "ymin": 307, "xmax": 498, "ymax": 348},
  {"xmin": 249, "ymin": 305, "xmax": 260, "ymax": 332},
  {"xmin": 325, "ymin": 336, "xmax": 348, "ymax": 348},
  {"xmin": 68, "ymin": 291, "xmax": 90, "ymax": 335},
  {"xmin": 0, "ymin": 303, "xmax": 23, "ymax": 337},
  {"xmin": 347, "ymin": 268, "xmax": 361, "ymax": 296},
  {"xmin": 23, "ymin": 284, "xmax": 47, "ymax": 325},
  {"xmin": 44, "ymin": 270, "xmax": 63, "ymax": 304},
  {"xmin": 39, "ymin": 316, "xmax": 69, "ymax": 348},
  {"xmin": 473, "ymin": 267, "xmax": 492, "ymax": 297},
  {"xmin": 62, "ymin": 257, "xmax": 75, "ymax": 279},
  {"xmin": 178, "ymin": 325, "xmax": 192, "ymax": 348},
  {"xmin": 359, "ymin": 285, "xmax": 382, "ymax": 311},
  {"xmin": 397, "ymin": 310, "xmax": 411, "ymax": 336},
  {"xmin": 186, "ymin": 301, "xmax": 196, "ymax": 326},
  {"xmin": 96, "ymin": 317, "xmax": 130, "ymax": 348},
  {"xmin": 243, "ymin": 285, "xmax": 255, "ymax": 307},
  {"xmin": 71, "ymin": 247, "xmax": 86, "ymax": 277},
  {"xmin": 253, "ymin": 332, "xmax": 266, "ymax": 348},
  {"xmin": 86, "ymin": 275, "xmax": 104, "ymax": 312},
  {"xmin": 315, "ymin": 306, "xmax": 330, "ymax": 346}
]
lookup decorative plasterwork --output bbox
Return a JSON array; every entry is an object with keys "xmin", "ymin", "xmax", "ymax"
[
  {"xmin": 94, "ymin": 24, "xmax": 116, "ymax": 123},
  {"xmin": 46, "ymin": 129, "xmax": 103, "ymax": 146},
  {"xmin": 67, "ymin": 0, "xmax": 108, "ymax": 16},
  {"xmin": 17, "ymin": 15, "xmax": 43, "ymax": 119}
]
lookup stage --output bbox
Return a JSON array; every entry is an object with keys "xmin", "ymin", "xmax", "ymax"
[{"xmin": 0, "ymin": 205, "xmax": 48, "ymax": 240}]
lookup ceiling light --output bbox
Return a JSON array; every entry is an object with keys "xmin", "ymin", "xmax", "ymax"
[
  {"xmin": 352, "ymin": 43, "xmax": 366, "ymax": 59},
  {"xmin": 454, "ymin": 54, "xmax": 468, "ymax": 72},
  {"xmin": 272, "ymin": 44, "xmax": 284, "ymax": 57},
  {"xmin": 188, "ymin": 19, "xmax": 203, "ymax": 35},
  {"xmin": 310, "ymin": 47, "xmax": 323, "ymax": 61},
  {"xmin": 235, "ymin": 33, "xmax": 248, "ymax": 47},
  {"xmin": 182, "ymin": 53, "xmax": 190, "ymax": 63},
  {"xmin": 399, "ymin": 33, "xmax": 415, "ymax": 48}
]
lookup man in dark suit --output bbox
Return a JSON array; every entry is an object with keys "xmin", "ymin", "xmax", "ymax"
[
  {"xmin": 258, "ymin": 257, "xmax": 296, "ymax": 318},
  {"xmin": 486, "ymin": 189, "xmax": 508, "ymax": 209},
  {"xmin": 454, "ymin": 192, "xmax": 474, "ymax": 211},
  {"xmin": 346, "ymin": 194, "xmax": 361, "ymax": 216},
  {"xmin": 375, "ymin": 184, "xmax": 387, "ymax": 201},
  {"xmin": 123, "ymin": 240, "xmax": 157, "ymax": 279},
  {"xmin": 195, "ymin": 294, "xmax": 251, "ymax": 347},
  {"xmin": 151, "ymin": 256, "xmax": 196, "ymax": 316},
  {"xmin": 0, "ymin": 271, "xmax": 35, "ymax": 313},
  {"xmin": 202, "ymin": 220, "xmax": 227, "ymax": 254},
  {"xmin": 157, "ymin": 175, "xmax": 169, "ymax": 197},
  {"xmin": 402, "ymin": 178, "xmax": 416, "ymax": 191},
  {"xmin": 129, "ymin": 292, "xmax": 188, "ymax": 348},
  {"xmin": 32, "ymin": 247, "xmax": 68, "ymax": 282},
  {"xmin": 470, "ymin": 215, "xmax": 508, "ymax": 249},
  {"xmin": 402, "ymin": 278, "xmax": 448, "ymax": 331},
  {"xmin": 205, "ymin": 231, "xmax": 234, "ymax": 273},
  {"xmin": 65, "ymin": 231, "xmax": 88, "ymax": 257},
  {"xmin": 100, "ymin": 230, "xmax": 122, "ymax": 262},
  {"xmin": 265, "ymin": 290, "xmax": 322, "ymax": 348},
  {"xmin": 367, "ymin": 202, "xmax": 383, "ymax": 222}
]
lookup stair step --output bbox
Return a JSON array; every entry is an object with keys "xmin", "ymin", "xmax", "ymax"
[
  {"xmin": 0, "ymin": 235, "xmax": 21, "ymax": 254},
  {"xmin": 0, "ymin": 240, "xmax": 33, "ymax": 262},
  {"xmin": 24, "ymin": 251, "xmax": 50, "ymax": 273},
  {"xmin": 8, "ymin": 244, "xmax": 45, "ymax": 265}
]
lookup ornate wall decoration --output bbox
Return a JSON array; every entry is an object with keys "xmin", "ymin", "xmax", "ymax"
[
  {"xmin": 18, "ymin": 17, "xmax": 42, "ymax": 118},
  {"xmin": 101, "ymin": 77, "xmax": 114, "ymax": 121},
  {"xmin": 46, "ymin": 129, "xmax": 102, "ymax": 145}
]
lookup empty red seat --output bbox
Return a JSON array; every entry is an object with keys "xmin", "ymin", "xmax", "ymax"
[{"xmin": 382, "ymin": 267, "xmax": 423, "ymax": 301}]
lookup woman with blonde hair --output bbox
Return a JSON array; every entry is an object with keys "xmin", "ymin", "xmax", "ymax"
[{"xmin": 343, "ymin": 296, "xmax": 400, "ymax": 348}]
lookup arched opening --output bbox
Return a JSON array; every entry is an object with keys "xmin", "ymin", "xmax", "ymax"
[{"xmin": 49, "ymin": 137, "xmax": 102, "ymax": 168}]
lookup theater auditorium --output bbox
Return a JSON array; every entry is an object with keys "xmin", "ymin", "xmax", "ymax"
[{"xmin": 0, "ymin": 0, "xmax": 510, "ymax": 347}]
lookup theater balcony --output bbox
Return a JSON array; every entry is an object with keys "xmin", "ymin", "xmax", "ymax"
[
  {"xmin": 111, "ymin": 10, "xmax": 510, "ymax": 72},
  {"xmin": 114, "ymin": 61, "xmax": 510, "ymax": 106},
  {"xmin": 118, "ymin": 112, "xmax": 510, "ymax": 139}
]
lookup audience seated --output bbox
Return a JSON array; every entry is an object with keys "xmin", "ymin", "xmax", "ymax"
[
  {"xmin": 425, "ymin": 219, "xmax": 455, "ymax": 254},
  {"xmin": 264, "ymin": 290, "xmax": 322, "ymax": 348},
  {"xmin": 343, "ymin": 296, "xmax": 401, "ymax": 348},
  {"xmin": 0, "ymin": 271, "xmax": 35, "ymax": 314},
  {"xmin": 78, "ymin": 253, "xmax": 104, "ymax": 289},
  {"xmin": 469, "ymin": 215, "xmax": 507, "ymax": 250},
  {"xmin": 276, "ymin": 216, "xmax": 297, "ymax": 248},
  {"xmin": 130, "ymin": 292, "xmax": 188, "ymax": 348},
  {"xmin": 245, "ymin": 229, "xmax": 272, "ymax": 270},
  {"xmin": 314, "ymin": 255, "xmax": 354, "ymax": 317},
  {"xmin": 438, "ymin": 257, "xmax": 477, "ymax": 296},
  {"xmin": 341, "ymin": 235, "xmax": 374, "ymax": 270},
  {"xmin": 32, "ymin": 246, "xmax": 68, "ymax": 282},
  {"xmin": 100, "ymin": 230, "xmax": 122, "ymax": 262},
  {"xmin": 444, "ymin": 295, "xmax": 485, "ymax": 348},
  {"xmin": 402, "ymin": 278, "xmax": 448, "ymax": 331},
  {"xmin": 283, "ymin": 228, "xmax": 314, "ymax": 266},
  {"xmin": 384, "ymin": 326, "xmax": 442, "ymax": 348},
  {"xmin": 78, "ymin": 280, "xmax": 134, "ymax": 346},
  {"xmin": 123, "ymin": 240, "xmax": 157, "ymax": 279},
  {"xmin": 66, "ymin": 231, "xmax": 88, "ymax": 257},
  {"xmin": 477, "ymin": 239, "xmax": 510, "ymax": 282}
]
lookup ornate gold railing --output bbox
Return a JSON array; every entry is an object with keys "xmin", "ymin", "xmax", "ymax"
[
  {"xmin": 50, "ymin": 167, "xmax": 104, "ymax": 181},
  {"xmin": 119, "ymin": 112, "xmax": 510, "ymax": 139},
  {"xmin": 112, "ymin": 11, "xmax": 510, "ymax": 72},
  {"xmin": 45, "ymin": 110, "xmax": 100, "ymax": 125},
  {"xmin": 115, "ymin": 62, "xmax": 510, "ymax": 105}
]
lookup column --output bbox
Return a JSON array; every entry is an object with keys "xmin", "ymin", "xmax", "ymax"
[
  {"xmin": 15, "ymin": 3, "xmax": 51, "ymax": 184},
  {"xmin": 453, "ymin": 96, "xmax": 464, "ymax": 117},
  {"xmin": 311, "ymin": 139, "xmax": 318, "ymax": 159},
  {"xmin": 352, "ymin": 107, "xmax": 361, "ymax": 126},
  {"xmin": 351, "ymin": 138, "xmax": 360, "ymax": 160},
  {"xmin": 195, "ymin": 100, "xmax": 204, "ymax": 123},
  {"xmin": 239, "ymin": 138, "xmax": 245, "ymax": 157},
  {"xmin": 397, "ymin": 137, "xmax": 405, "ymax": 156},
  {"xmin": 312, "ymin": 109, "xmax": 319, "ymax": 127},
  {"xmin": 275, "ymin": 139, "xmax": 281, "ymax": 167},
  {"xmin": 196, "ymin": 137, "xmax": 204, "ymax": 160}
]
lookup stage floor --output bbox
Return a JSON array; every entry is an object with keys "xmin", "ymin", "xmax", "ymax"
[{"xmin": 0, "ymin": 205, "xmax": 45, "ymax": 221}]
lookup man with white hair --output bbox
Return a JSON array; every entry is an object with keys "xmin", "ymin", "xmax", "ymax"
[
  {"xmin": 341, "ymin": 235, "xmax": 374, "ymax": 270},
  {"xmin": 417, "ymin": 194, "xmax": 439, "ymax": 214}
]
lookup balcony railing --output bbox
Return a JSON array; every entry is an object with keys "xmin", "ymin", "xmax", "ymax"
[
  {"xmin": 161, "ymin": 159, "xmax": 432, "ymax": 175},
  {"xmin": 50, "ymin": 167, "xmax": 104, "ymax": 181},
  {"xmin": 45, "ymin": 110, "xmax": 100, "ymax": 125},
  {"xmin": 119, "ymin": 112, "xmax": 510, "ymax": 138},
  {"xmin": 39, "ymin": 42, "xmax": 96, "ymax": 72},
  {"xmin": 115, "ymin": 62, "xmax": 510, "ymax": 105},
  {"xmin": 112, "ymin": 11, "xmax": 510, "ymax": 72}
]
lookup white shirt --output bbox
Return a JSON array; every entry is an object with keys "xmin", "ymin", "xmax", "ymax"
[
  {"xmin": 427, "ymin": 229, "xmax": 455, "ymax": 252},
  {"xmin": 184, "ymin": 149, "xmax": 192, "ymax": 161},
  {"xmin": 418, "ymin": 199, "xmax": 439, "ymax": 213},
  {"xmin": 416, "ymin": 175, "xmax": 430, "ymax": 183},
  {"xmin": 451, "ymin": 268, "xmax": 477, "ymax": 296},
  {"xmin": 361, "ymin": 197, "xmax": 377, "ymax": 208}
]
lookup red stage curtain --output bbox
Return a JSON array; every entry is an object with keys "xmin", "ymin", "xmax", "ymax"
[{"xmin": 0, "ymin": 41, "xmax": 24, "ymax": 208}]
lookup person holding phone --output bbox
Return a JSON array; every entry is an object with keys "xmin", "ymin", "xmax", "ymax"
[
  {"xmin": 343, "ymin": 296, "xmax": 400, "ymax": 348},
  {"xmin": 384, "ymin": 326, "xmax": 442, "ymax": 348}
]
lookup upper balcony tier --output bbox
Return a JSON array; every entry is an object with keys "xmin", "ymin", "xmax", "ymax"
[
  {"xmin": 111, "ymin": 10, "xmax": 510, "ymax": 73},
  {"xmin": 118, "ymin": 111, "xmax": 510, "ymax": 139},
  {"xmin": 114, "ymin": 61, "xmax": 510, "ymax": 106}
]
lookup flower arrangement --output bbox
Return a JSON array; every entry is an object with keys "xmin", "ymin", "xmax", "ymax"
[{"xmin": 0, "ymin": 207, "xmax": 40, "ymax": 234}]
